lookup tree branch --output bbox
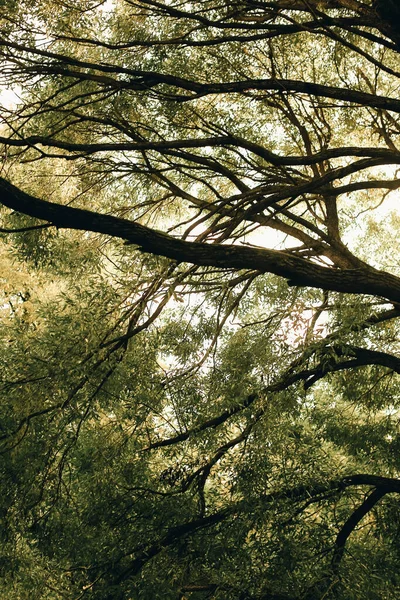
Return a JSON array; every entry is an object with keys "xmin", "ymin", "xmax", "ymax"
[
  {"xmin": 331, "ymin": 487, "xmax": 387, "ymax": 573},
  {"xmin": 1, "ymin": 177, "xmax": 400, "ymax": 302}
]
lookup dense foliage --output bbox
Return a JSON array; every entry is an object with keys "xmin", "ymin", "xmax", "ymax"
[{"xmin": 0, "ymin": 1, "xmax": 400, "ymax": 598}]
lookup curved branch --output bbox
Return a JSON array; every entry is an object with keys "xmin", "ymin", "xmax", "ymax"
[
  {"xmin": 3, "ymin": 45, "xmax": 400, "ymax": 111},
  {"xmin": 84, "ymin": 473, "xmax": 400, "ymax": 590},
  {"xmin": 331, "ymin": 487, "xmax": 387, "ymax": 573},
  {"xmin": 303, "ymin": 345, "xmax": 400, "ymax": 389},
  {"xmin": 1, "ymin": 133, "xmax": 399, "ymax": 166},
  {"xmin": 1, "ymin": 177, "xmax": 400, "ymax": 302}
]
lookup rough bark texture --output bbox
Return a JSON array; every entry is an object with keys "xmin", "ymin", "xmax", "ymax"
[{"xmin": 2, "ymin": 176, "xmax": 400, "ymax": 303}]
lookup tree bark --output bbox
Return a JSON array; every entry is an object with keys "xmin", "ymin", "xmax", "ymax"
[{"xmin": 1, "ymin": 177, "xmax": 400, "ymax": 302}]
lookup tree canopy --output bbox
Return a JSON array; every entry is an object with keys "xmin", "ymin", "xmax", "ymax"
[{"xmin": 0, "ymin": 0, "xmax": 400, "ymax": 598}]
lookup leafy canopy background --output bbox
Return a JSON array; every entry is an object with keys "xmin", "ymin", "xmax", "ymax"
[{"xmin": 0, "ymin": 1, "xmax": 400, "ymax": 598}]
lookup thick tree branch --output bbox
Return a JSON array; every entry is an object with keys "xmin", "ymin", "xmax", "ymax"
[
  {"xmin": 111, "ymin": 473, "xmax": 400, "ymax": 584},
  {"xmin": 1, "ymin": 134, "xmax": 399, "ymax": 166},
  {"xmin": 146, "ymin": 339, "xmax": 400, "ymax": 451},
  {"xmin": 2, "ymin": 39, "xmax": 400, "ymax": 111},
  {"xmin": 303, "ymin": 345, "xmax": 400, "ymax": 388},
  {"xmin": 1, "ymin": 177, "xmax": 400, "ymax": 302},
  {"xmin": 331, "ymin": 487, "xmax": 387, "ymax": 573}
]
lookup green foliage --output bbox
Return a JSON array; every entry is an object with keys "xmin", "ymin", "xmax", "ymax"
[{"xmin": 0, "ymin": 1, "xmax": 400, "ymax": 599}]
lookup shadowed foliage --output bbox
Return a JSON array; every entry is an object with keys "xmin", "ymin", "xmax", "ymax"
[{"xmin": 0, "ymin": 1, "xmax": 400, "ymax": 598}]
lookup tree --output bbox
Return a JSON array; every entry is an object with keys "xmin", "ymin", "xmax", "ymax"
[{"xmin": 0, "ymin": 0, "xmax": 400, "ymax": 597}]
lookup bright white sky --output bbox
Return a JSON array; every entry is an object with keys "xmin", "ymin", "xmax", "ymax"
[{"xmin": 0, "ymin": 87, "xmax": 20, "ymax": 110}]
